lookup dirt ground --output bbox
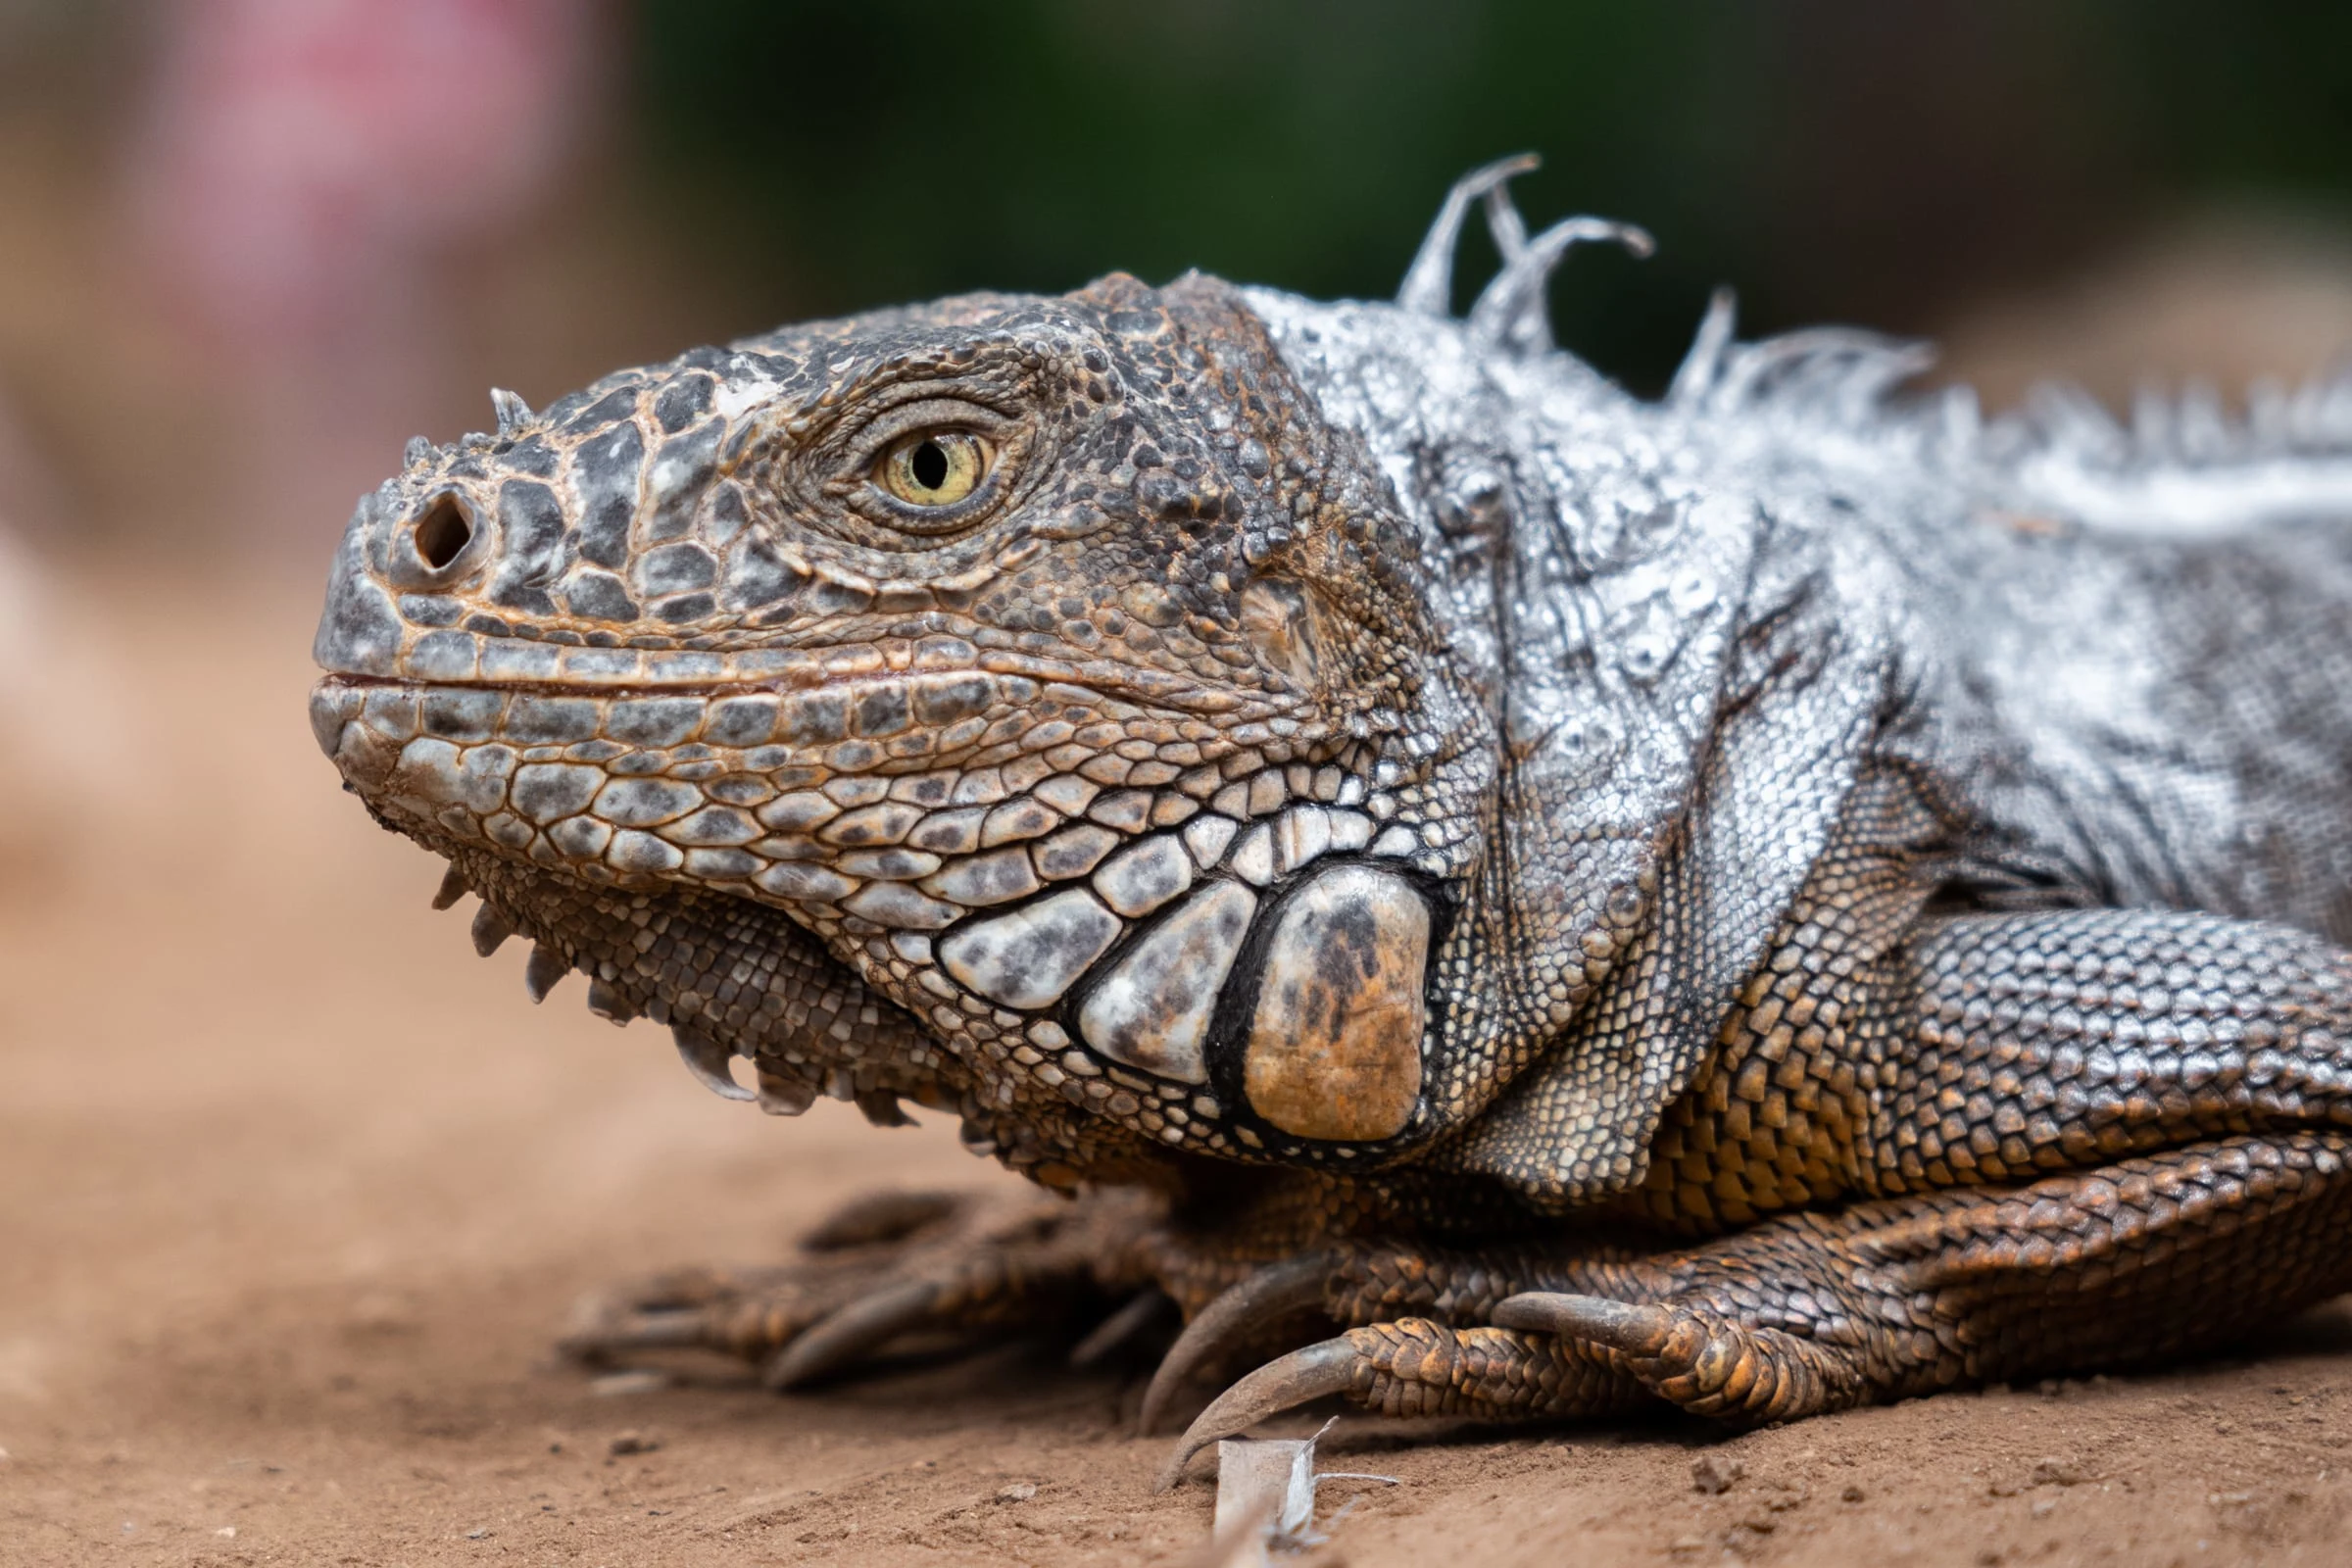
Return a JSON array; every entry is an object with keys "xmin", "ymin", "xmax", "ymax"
[{"xmin": 6, "ymin": 571, "xmax": 2352, "ymax": 1568}]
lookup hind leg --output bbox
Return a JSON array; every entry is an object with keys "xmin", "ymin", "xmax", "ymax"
[
  {"xmin": 1554, "ymin": 904, "xmax": 2352, "ymax": 1416},
  {"xmin": 1571, "ymin": 903, "xmax": 2352, "ymax": 1416}
]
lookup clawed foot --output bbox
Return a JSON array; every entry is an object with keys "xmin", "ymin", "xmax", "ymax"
[
  {"xmin": 1148, "ymin": 1244, "xmax": 1873, "ymax": 1489},
  {"xmin": 563, "ymin": 1194, "xmax": 1868, "ymax": 1481},
  {"xmin": 1155, "ymin": 1132, "xmax": 2352, "ymax": 1482},
  {"xmin": 565, "ymin": 1132, "xmax": 2352, "ymax": 1489},
  {"xmin": 561, "ymin": 1188, "xmax": 1161, "ymax": 1391}
]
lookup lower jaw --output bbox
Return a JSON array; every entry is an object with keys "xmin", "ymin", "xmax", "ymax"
[
  {"xmin": 414, "ymin": 829, "xmax": 1176, "ymax": 1188},
  {"xmin": 414, "ymin": 832, "xmax": 967, "ymax": 1116}
]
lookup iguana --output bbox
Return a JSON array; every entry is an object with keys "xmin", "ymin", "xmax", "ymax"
[{"xmin": 310, "ymin": 156, "xmax": 2352, "ymax": 1484}]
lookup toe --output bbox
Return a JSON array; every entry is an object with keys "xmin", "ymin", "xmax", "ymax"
[
  {"xmin": 761, "ymin": 1279, "xmax": 945, "ymax": 1390},
  {"xmin": 558, "ymin": 1304, "xmax": 710, "ymax": 1365},
  {"xmin": 1496, "ymin": 1291, "xmax": 1863, "ymax": 1425},
  {"xmin": 1493, "ymin": 1291, "xmax": 1675, "ymax": 1353}
]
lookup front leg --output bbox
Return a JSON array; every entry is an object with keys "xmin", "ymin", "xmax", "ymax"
[
  {"xmin": 1867, "ymin": 906, "xmax": 2352, "ymax": 1187},
  {"xmin": 1167, "ymin": 903, "xmax": 2352, "ymax": 1468},
  {"xmin": 1164, "ymin": 1130, "xmax": 2352, "ymax": 1479},
  {"xmin": 1513, "ymin": 1130, "xmax": 2352, "ymax": 1414},
  {"xmin": 561, "ymin": 1170, "xmax": 1473, "ymax": 1395},
  {"xmin": 1562, "ymin": 905, "xmax": 2352, "ymax": 1412}
]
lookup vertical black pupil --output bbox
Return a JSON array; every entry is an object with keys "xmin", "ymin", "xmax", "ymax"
[{"xmin": 910, "ymin": 438, "xmax": 949, "ymax": 490}]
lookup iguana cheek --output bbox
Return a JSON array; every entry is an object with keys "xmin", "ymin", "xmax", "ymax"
[{"xmin": 1240, "ymin": 864, "xmax": 1430, "ymax": 1142}]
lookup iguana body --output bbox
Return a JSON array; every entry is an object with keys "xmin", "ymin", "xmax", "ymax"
[{"xmin": 310, "ymin": 159, "xmax": 2352, "ymax": 1477}]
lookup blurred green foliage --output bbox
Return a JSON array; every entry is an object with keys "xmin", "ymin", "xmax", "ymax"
[{"xmin": 624, "ymin": 3, "xmax": 2352, "ymax": 389}]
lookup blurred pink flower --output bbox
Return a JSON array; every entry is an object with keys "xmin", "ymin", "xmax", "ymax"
[{"xmin": 130, "ymin": 0, "xmax": 602, "ymax": 346}]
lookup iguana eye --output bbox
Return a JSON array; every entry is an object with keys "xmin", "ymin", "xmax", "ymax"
[{"xmin": 877, "ymin": 429, "xmax": 990, "ymax": 508}]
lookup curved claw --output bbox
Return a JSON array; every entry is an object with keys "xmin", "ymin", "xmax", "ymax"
[
  {"xmin": 1070, "ymin": 1289, "xmax": 1173, "ymax": 1370},
  {"xmin": 1493, "ymin": 1292, "xmax": 1672, "ymax": 1355},
  {"xmin": 1153, "ymin": 1338, "xmax": 1359, "ymax": 1492},
  {"xmin": 558, "ymin": 1305, "xmax": 710, "ymax": 1365},
  {"xmin": 1138, "ymin": 1251, "xmax": 1336, "ymax": 1435},
  {"xmin": 761, "ymin": 1279, "xmax": 942, "ymax": 1391},
  {"xmin": 799, "ymin": 1189, "xmax": 963, "ymax": 1250}
]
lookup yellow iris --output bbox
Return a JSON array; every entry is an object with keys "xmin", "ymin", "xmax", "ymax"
[{"xmin": 879, "ymin": 429, "xmax": 989, "ymax": 507}]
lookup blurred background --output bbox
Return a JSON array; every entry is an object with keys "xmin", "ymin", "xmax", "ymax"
[
  {"xmin": 4, "ymin": 0, "xmax": 2352, "ymax": 564},
  {"xmin": 7, "ymin": 8, "xmax": 2352, "ymax": 1560}
]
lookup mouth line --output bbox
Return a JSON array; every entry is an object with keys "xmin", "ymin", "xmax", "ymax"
[
  {"xmin": 315, "ymin": 648, "xmax": 1285, "ymax": 718},
  {"xmin": 320, "ymin": 671, "xmax": 864, "ymax": 702}
]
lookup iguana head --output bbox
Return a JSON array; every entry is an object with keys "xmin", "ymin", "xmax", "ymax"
[{"xmin": 310, "ymin": 160, "xmax": 1761, "ymax": 1194}]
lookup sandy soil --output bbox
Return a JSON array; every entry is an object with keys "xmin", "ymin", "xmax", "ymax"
[{"xmin": 6, "ymin": 571, "xmax": 2352, "ymax": 1568}]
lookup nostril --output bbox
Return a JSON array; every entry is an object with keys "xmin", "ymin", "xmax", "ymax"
[{"xmin": 412, "ymin": 493, "xmax": 475, "ymax": 571}]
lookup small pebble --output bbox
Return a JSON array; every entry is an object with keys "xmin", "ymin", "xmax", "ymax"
[
  {"xmin": 1690, "ymin": 1455, "xmax": 1744, "ymax": 1494},
  {"xmin": 466, "ymin": 1528, "xmax": 490, "ymax": 1540},
  {"xmin": 997, "ymin": 1482, "xmax": 1038, "ymax": 1502},
  {"xmin": 1840, "ymin": 1484, "xmax": 1865, "ymax": 1502},
  {"xmin": 609, "ymin": 1430, "xmax": 662, "ymax": 1456}
]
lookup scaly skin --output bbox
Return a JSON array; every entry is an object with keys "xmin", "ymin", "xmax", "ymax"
[{"xmin": 310, "ymin": 157, "xmax": 2352, "ymax": 1479}]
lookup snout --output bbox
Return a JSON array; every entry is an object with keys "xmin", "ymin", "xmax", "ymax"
[{"xmin": 312, "ymin": 470, "xmax": 506, "ymax": 681}]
